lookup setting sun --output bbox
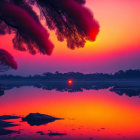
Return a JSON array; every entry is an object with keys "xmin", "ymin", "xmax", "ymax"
[{"xmin": 68, "ymin": 79, "xmax": 73, "ymax": 85}]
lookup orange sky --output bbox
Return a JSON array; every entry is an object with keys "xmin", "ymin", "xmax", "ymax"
[{"xmin": 1, "ymin": 0, "xmax": 140, "ymax": 75}]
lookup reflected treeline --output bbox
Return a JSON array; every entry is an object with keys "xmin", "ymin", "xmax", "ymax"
[
  {"xmin": 0, "ymin": 80, "xmax": 140, "ymax": 97},
  {"xmin": 110, "ymin": 86, "xmax": 140, "ymax": 97},
  {"xmin": 1, "ymin": 69, "xmax": 140, "ymax": 97}
]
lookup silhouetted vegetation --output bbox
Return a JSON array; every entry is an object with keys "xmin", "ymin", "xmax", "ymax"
[
  {"xmin": 0, "ymin": 69, "xmax": 140, "ymax": 97},
  {"xmin": 1, "ymin": 69, "xmax": 140, "ymax": 81}
]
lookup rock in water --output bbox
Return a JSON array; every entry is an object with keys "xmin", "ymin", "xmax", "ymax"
[
  {"xmin": 22, "ymin": 113, "xmax": 62, "ymax": 126},
  {"xmin": 48, "ymin": 131, "xmax": 67, "ymax": 137}
]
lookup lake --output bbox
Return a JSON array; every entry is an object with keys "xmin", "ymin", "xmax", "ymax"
[{"xmin": 0, "ymin": 85, "xmax": 140, "ymax": 140}]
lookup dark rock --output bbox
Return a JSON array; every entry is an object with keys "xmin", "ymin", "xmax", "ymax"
[
  {"xmin": 100, "ymin": 128, "xmax": 105, "ymax": 130},
  {"xmin": 22, "ymin": 113, "xmax": 62, "ymax": 126},
  {"xmin": 0, "ymin": 128, "xmax": 18, "ymax": 136},
  {"xmin": 48, "ymin": 131, "xmax": 67, "ymax": 137},
  {"xmin": 0, "ymin": 115, "xmax": 21, "ymax": 120},
  {"xmin": 36, "ymin": 131, "xmax": 45, "ymax": 135},
  {"xmin": 0, "ymin": 117, "xmax": 19, "ymax": 136},
  {"xmin": 0, "ymin": 120, "xmax": 18, "ymax": 128}
]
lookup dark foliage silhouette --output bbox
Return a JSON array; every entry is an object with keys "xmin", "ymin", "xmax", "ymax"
[
  {"xmin": 0, "ymin": 49, "xmax": 17, "ymax": 71},
  {"xmin": 0, "ymin": 0, "xmax": 99, "ymax": 71}
]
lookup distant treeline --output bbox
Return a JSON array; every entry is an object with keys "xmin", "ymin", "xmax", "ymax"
[{"xmin": 0, "ymin": 69, "xmax": 140, "ymax": 81}]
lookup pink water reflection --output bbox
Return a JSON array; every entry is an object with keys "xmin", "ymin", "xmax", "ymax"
[{"xmin": 0, "ymin": 87, "xmax": 140, "ymax": 140}]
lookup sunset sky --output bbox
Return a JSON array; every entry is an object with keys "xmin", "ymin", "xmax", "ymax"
[{"xmin": 1, "ymin": 0, "xmax": 140, "ymax": 75}]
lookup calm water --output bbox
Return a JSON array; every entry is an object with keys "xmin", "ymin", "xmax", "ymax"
[{"xmin": 0, "ymin": 86, "xmax": 140, "ymax": 140}]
